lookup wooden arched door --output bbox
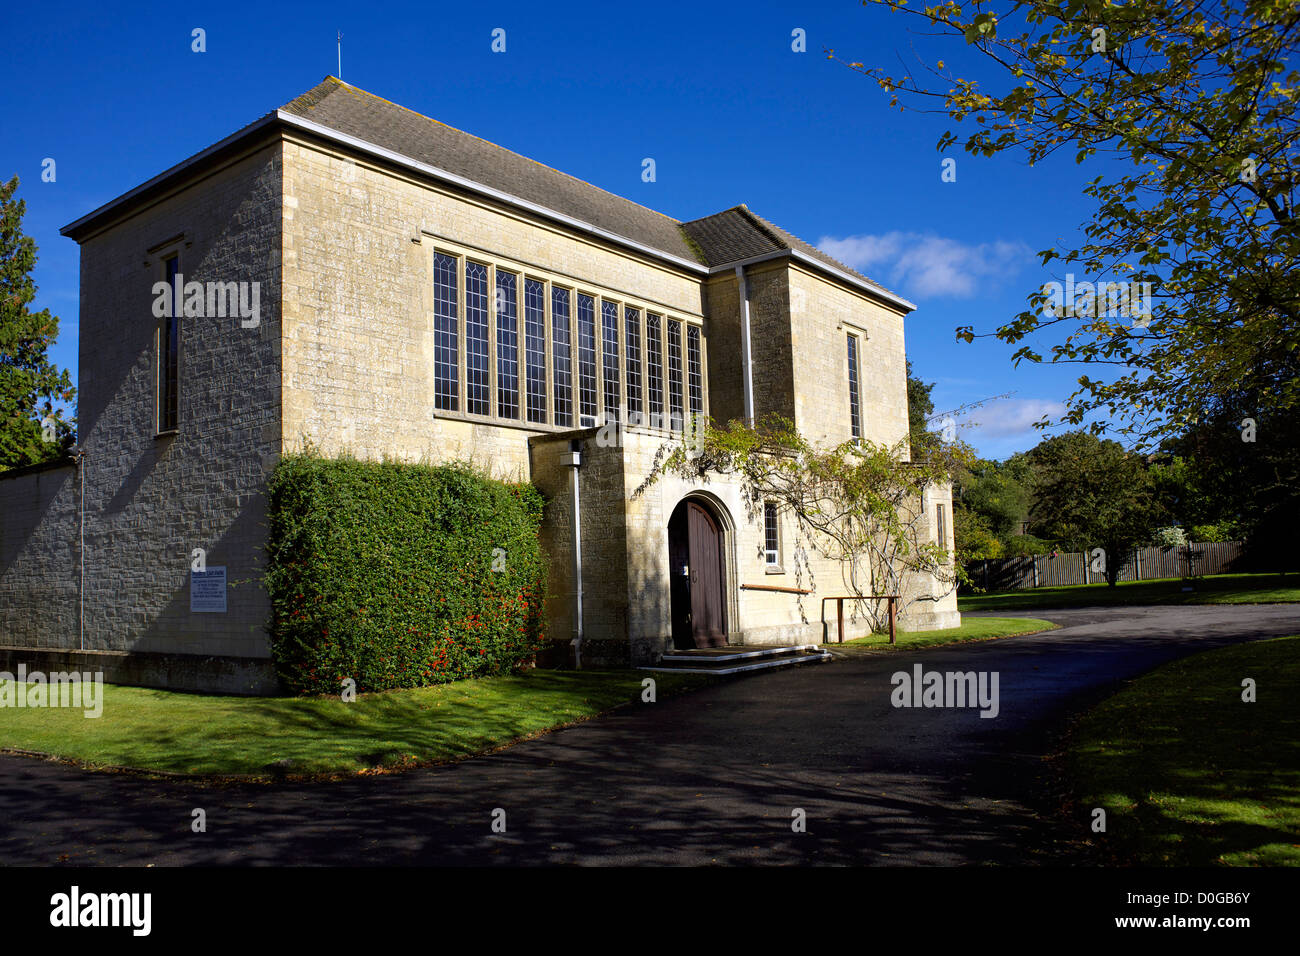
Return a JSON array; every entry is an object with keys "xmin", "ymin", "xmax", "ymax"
[{"xmin": 668, "ymin": 499, "xmax": 728, "ymax": 649}]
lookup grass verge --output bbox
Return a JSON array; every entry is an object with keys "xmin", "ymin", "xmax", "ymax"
[
  {"xmin": 833, "ymin": 615, "xmax": 1058, "ymax": 654},
  {"xmin": 959, "ymin": 572, "xmax": 1299, "ymax": 612},
  {"xmin": 0, "ymin": 669, "xmax": 712, "ymax": 780},
  {"xmin": 1066, "ymin": 634, "xmax": 1300, "ymax": 866}
]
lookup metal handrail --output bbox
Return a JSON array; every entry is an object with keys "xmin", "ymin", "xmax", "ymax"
[{"xmin": 819, "ymin": 594, "xmax": 899, "ymax": 645}]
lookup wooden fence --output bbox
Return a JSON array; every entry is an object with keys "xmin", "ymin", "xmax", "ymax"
[{"xmin": 966, "ymin": 541, "xmax": 1245, "ymax": 591}]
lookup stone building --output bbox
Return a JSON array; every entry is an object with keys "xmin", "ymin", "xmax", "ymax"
[{"xmin": 0, "ymin": 77, "xmax": 958, "ymax": 693}]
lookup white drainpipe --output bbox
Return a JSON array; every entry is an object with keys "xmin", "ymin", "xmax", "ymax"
[
  {"xmin": 566, "ymin": 440, "xmax": 584, "ymax": 668},
  {"xmin": 736, "ymin": 265, "xmax": 755, "ymax": 425}
]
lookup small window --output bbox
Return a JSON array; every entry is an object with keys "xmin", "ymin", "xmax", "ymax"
[
  {"xmin": 764, "ymin": 502, "xmax": 780, "ymax": 567},
  {"xmin": 576, "ymin": 293, "xmax": 598, "ymax": 425},
  {"xmin": 601, "ymin": 300, "xmax": 620, "ymax": 424},
  {"xmin": 936, "ymin": 502, "xmax": 948, "ymax": 551},
  {"xmin": 624, "ymin": 308, "xmax": 642, "ymax": 420},
  {"xmin": 646, "ymin": 313, "xmax": 664, "ymax": 425},
  {"xmin": 552, "ymin": 287, "xmax": 573, "ymax": 427},
  {"xmin": 465, "ymin": 261, "xmax": 490, "ymax": 416},
  {"xmin": 686, "ymin": 326, "xmax": 704, "ymax": 422},
  {"xmin": 496, "ymin": 270, "xmax": 519, "ymax": 419},
  {"xmin": 524, "ymin": 278, "xmax": 547, "ymax": 423},
  {"xmin": 158, "ymin": 254, "xmax": 181, "ymax": 433},
  {"xmin": 667, "ymin": 319, "xmax": 684, "ymax": 431},
  {"xmin": 433, "ymin": 252, "xmax": 459, "ymax": 411}
]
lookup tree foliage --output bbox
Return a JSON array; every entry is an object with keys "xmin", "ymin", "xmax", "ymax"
[
  {"xmin": 1025, "ymin": 430, "xmax": 1167, "ymax": 583},
  {"xmin": 0, "ymin": 176, "xmax": 76, "ymax": 469},
  {"xmin": 833, "ymin": 0, "xmax": 1299, "ymax": 446},
  {"xmin": 906, "ymin": 359, "xmax": 940, "ymax": 459}
]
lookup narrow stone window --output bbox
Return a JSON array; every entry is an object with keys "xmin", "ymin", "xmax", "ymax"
[
  {"xmin": 624, "ymin": 308, "xmax": 642, "ymax": 421},
  {"xmin": 496, "ymin": 270, "xmax": 519, "ymax": 420},
  {"xmin": 524, "ymin": 278, "xmax": 546, "ymax": 423},
  {"xmin": 433, "ymin": 252, "xmax": 459, "ymax": 412},
  {"xmin": 687, "ymin": 325, "xmax": 704, "ymax": 421},
  {"xmin": 576, "ymin": 293, "xmax": 598, "ymax": 425},
  {"xmin": 646, "ymin": 313, "xmax": 663, "ymax": 425},
  {"xmin": 764, "ymin": 502, "xmax": 780, "ymax": 567},
  {"xmin": 847, "ymin": 332, "xmax": 862, "ymax": 439},
  {"xmin": 552, "ymin": 287, "xmax": 573, "ymax": 427},
  {"xmin": 465, "ymin": 261, "xmax": 490, "ymax": 416},
  {"xmin": 158, "ymin": 254, "xmax": 180, "ymax": 433},
  {"xmin": 936, "ymin": 502, "xmax": 948, "ymax": 551},
  {"xmin": 667, "ymin": 319, "xmax": 684, "ymax": 431},
  {"xmin": 601, "ymin": 300, "xmax": 620, "ymax": 423}
]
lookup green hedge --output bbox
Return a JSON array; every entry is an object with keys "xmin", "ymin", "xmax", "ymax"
[{"xmin": 265, "ymin": 454, "xmax": 547, "ymax": 694}]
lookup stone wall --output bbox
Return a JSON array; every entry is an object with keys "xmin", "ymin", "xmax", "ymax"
[
  {"xmin": 0, "ymin": 462, "xmax": 79, "ymax": 647},
  {"xmin": 788, "ymin": 263, "xmax": 911, "ymax": 450},
  {"xmin": 72, "ymin": 139, "xmax": 282, "ymax": 663}
]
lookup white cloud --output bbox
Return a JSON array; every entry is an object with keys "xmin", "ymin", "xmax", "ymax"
[
  {"xmin": 959, "ymin": 398, "xmax": 1066, "ymax": 439},
  {"xmin": 817, "ymin": 231, "xmax": 1033, "ymax": 299}
]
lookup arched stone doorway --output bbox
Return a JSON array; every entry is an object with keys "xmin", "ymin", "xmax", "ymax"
[{"xmin": 667, "ymin": 497, "xmax": 729, "ymax": 649}]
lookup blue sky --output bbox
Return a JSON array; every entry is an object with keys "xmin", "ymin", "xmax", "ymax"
[{"xmin": 3, "ymin": 0, "xmax": 1116, "ymax": 460}]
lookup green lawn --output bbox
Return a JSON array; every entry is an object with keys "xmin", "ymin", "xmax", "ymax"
[
  {"xmin": 834, "ymin": 615, "xmax": 1058, "ymax": 653},
  {"xmin": 0, "ymin": 669, "xmax": 710, "ymax": 779},
  {"xmin": 960, "ymin": 572, "xmax": 1299, "ymax": 612},
  {"xmin": 1067, "ymin": 635, "xmax": 1300, "ymax": 866}
]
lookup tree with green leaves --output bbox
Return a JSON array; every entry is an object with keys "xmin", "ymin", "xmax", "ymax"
[
  {"xmin": 1026, "ymin": 430, "xmax": 1166, "ymax": 584},
  {"xmin": 639, "ymin": 416, "xmax": 975, "ymax": 630},
  {"xmin": 832, "ymin": 0, "xmax": 1299, "ymax": 447},
  {"xmin": 906, "ymin": 359, "xmax": 940, "ymax": 459},
  {"xmin": 1, "ymin": 176, "xmax": 76, "ymax": 469}
]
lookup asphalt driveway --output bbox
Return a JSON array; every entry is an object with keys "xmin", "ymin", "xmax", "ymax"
[{"xmin": 1, "ymin": 603, "xmax": 1296, "ymax": 866}]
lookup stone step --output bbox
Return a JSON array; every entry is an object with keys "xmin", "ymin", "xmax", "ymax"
[{"xmin": 640, "ymin": 644, "xmax": 832, "ymax": 676}]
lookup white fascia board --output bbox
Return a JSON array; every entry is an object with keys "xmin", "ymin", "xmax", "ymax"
[{"xmin": 275, "ymin": 111, "xmax": 710, "ymax": 276}]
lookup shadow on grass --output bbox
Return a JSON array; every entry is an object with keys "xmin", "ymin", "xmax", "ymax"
[
  {"xmin": 1066, "ymin": 635, "xmax": 1300, "ymax": 865},
  {"xmin": 0, "ymin": 671, "xmax": 713, "ymax": 779}
]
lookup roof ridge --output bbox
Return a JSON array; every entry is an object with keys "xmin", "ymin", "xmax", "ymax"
[
  {"xmin": 737, "ymin": 207, "xmax": 794, "ymax": 251},
  {"xmin": 291, "ymin": 77, "xmax": 685, "ymax": 227}
]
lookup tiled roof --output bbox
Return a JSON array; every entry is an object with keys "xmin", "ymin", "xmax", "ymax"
[
  {"xmin": 280, "ymin": 78, "xmax": 702, "ymax": 264},
  {"xmin": 680, "ymin": 205, "xmax": 905, "ymax": 302}
]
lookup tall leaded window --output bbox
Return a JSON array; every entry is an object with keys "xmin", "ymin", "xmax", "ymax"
[
  {"xmin": 764, "ymin": 502, "xmax": 780, "ymax": 566},
  {"xmin": 847, "ymin": 333, "xmax": 862, "ymax": 439},
  {"xmin": 465, "ymin": 261, "xmax": 490, "ymax": 416},
  {"xmin": 646, "ymin": 313, "xmax": 663, "ymax": 425},
  {"xmin": 524, "ymin": 278, "xmax": 546, "ymax": 424},
  {"xmin": 624, "ymin": 308, "xmax": 642, "ymax": 421},
  {"xmin": 666, "ymin": 319, "xmax": 684, "ymax": 431},
  {"xmin": 552, "ymin": 287, "xmax": 573, "ymax": 427},
  {"xmin": 601, "ymin": 301, "xmax": 620, "ymax": 423},
  {"xmin": 576, "ymin": 293, "xmax": 598, "ymax": 424},
  {"xmin": 686, "ymin": 325, "xmax": 703, "ymax": 421},
  {"xmin": 433, "ymin": 252, "xmax": 459, "ymax": 411},
  {"xmin": 158, "ymin": 254, "xmax": 180, "ymax": 432},
  {"xmin": 496, "ymin": 270, "xmax": 519, "ymax": 419},
  {"xmin": 936, "ymin": 503, "xmax": 948, "ymax": 550}
]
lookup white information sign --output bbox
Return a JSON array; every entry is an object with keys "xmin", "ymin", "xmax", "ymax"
[{"xmin": 191, "ymin": 566, "xmax": 227, "ymax": 613}]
